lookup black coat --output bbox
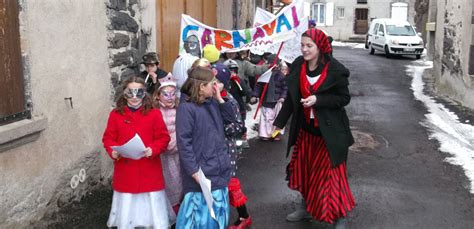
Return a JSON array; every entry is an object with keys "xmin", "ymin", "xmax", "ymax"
[
  {"xmin": 274, "ymin": 56, "xmax": 354, "ymax": 167},
  {"xmin": 139, "ymin": 68, "xmax": 169, "ymax": 95}
]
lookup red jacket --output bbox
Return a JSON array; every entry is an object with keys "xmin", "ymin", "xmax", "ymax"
[{"xmin": 102, "ymin": 107, "xmax": 170, "ymax": 193}]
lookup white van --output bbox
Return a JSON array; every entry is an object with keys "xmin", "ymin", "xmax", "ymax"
[{"xmin": 365, "ymin": 18, "xmax": 424, "ymax": 59}]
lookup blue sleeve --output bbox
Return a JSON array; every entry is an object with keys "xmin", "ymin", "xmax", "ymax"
[
  {"xmin": 176, "ymin": 104, "xmax": 199, "ymax": 176},
  {"xmin": 252, "ymin": 82, "xmax": 263, "ymax": 98},
  {"xmin": 220, "ymin": 98, "xmax": 244, "ymax": 137}
]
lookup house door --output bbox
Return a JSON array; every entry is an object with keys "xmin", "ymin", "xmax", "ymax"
[
  {"xmin": 156, "ymin": 0, "xmax": 217, "ymax": 72},
  {"xmin": 354, "ymin": 8, "xmax": 368, "ymax": 35}
]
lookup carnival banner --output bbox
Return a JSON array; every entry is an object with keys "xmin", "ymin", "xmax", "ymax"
[
  {"xmin": 178, "ymin": 0, "xmax": 304, "ymax": 59},
  {"xmin": 252, "ymin": 6, "xmax": 308, "ymax": 63},
  {"xmin": 253, "ymin": 7, "xmax": 275, "ymax": 27}
]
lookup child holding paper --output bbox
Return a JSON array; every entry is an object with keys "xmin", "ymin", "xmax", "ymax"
[
  {"xmin": 102, "ymin": 76, "xmax": 175, "ymax": 229},
  {"xmin": 176, "ymin": 66, "xmax": 232, "ymax": 229}
]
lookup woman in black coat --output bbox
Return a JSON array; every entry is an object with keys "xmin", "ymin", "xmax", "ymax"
[{"xmin": 273, "ymin": 28, "xmax": 355, "ymax": 228}]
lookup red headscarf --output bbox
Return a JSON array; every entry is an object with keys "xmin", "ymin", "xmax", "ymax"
[
  {"xmin": 299, "ymin": 28, "xmax": 332, "ymax": 127},
  {"xmin": 304, "ymin": 28, "xmax": 332, "ymax": 57}
]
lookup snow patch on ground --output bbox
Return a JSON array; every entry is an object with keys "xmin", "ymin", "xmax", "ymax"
[
  {"xmin": 332, "ymin": 41, "xmax": 366, "ymax": 49},
  {"xmin": 245, "ymin": 103, "xmax": 260, "ymax": 140},
  {"xmin": 406, "ymin": 61, "xmax": 474, "ymax": 194}
]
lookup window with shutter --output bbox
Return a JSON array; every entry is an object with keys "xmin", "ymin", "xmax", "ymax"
[
  {"xmin": 0, "ymin": 0, "xmax": 28, "ymax": 126},
  {"xmin": 312, "ymin": 3, "xmax": 326, "ymax": 25}
]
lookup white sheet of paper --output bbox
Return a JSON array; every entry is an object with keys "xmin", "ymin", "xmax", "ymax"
[
  {"xmin": 197, "ymin": 168, "xmax": 216, "ymax": 220},
  {"xmin": 111, "ymin": 134, "xmax": 146, "ymax": 160}
]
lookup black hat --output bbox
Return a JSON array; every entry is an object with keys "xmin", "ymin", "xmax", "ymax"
[
  {"xmin": 142, "ymin": 52, "xmax": 159, "ymax": 64},
  {"xmin": 213, "ymin": 63, "xmax": 231, "ymax": 88}
]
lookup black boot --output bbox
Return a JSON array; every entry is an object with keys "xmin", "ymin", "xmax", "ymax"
[{"xmin": 286, "ymin": 199, "xmax": 311, "ymax": 222}]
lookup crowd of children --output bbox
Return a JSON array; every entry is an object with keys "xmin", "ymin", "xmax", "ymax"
[
  {"xmin": 102, "ymin": 45, "xmax": 289, "ymax": 228},
  {"xmin": 101, "ymin": 32, "xmax": 355, "ymax": 228}
]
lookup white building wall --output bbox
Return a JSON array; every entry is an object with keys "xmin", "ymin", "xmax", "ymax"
[
  {"xmin": 0, "ymin": 0, "xmax": 115, "ymax": 227},
  {"xmin": 305, "ymin": 0, "xmax": 416, "ymax": 41}
]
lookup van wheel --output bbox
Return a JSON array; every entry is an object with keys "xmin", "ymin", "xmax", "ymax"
[
  {"xmin": 369, "ymin": 45, "xmax": 375, "ymax": 55},
  {"xmin": 416, "ymin": 54, "xmax": 421, "ymax": 59},
  {"xmin": 385, "ymin": 46, "xmax": 391, "ymax": 58}
]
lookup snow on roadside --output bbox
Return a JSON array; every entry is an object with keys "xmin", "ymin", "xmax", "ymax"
[
  {"xmin": 406, "ymin": 61, "xmax": 474, "ymax": 194},
  {"xmin": 331, "ymin": 41, "xmax": 366, "ymax": 49},
  {"xmin": 245, "ymin": 103, "xmax": 260, "ymax": 140}
]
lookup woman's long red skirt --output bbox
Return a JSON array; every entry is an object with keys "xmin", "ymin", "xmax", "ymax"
[{"xmin": 288, "ymin": 130, "xmax": 356, "ymax": 224}]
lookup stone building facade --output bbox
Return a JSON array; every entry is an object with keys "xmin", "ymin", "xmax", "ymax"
[
  {"xmin": 424, "ymin": 0, "xmax": 474, "ymax": 109},
  {"xmin": 0, "ymin": 0, "xmax": 228, "ymax": 227}
]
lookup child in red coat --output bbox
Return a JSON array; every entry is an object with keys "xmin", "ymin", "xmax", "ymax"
[{"xmin": 102, "ymin": 76, "xmax": 175, "ymax": 228}]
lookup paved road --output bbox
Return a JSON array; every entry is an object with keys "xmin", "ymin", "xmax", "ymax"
[
  {"xmin": 236, "ymin": 46, "xmax": 474, "ymax": 228},
  {"xmin": 47, "ymin": 46, "xmax": 474, "ymax": 228}
]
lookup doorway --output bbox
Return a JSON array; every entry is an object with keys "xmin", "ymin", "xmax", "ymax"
[
  {"xmin": 155, "ymin": 0, "xmax": 217, "ymax": 71},
  {"xmin": 354, "ymin": 8, "xmax": 368, "ymax": 35}
]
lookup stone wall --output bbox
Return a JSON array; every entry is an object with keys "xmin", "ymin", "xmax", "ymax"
[
  {"xmin": 106, "ymin": 0, "xmax": 156, "ymax": 97},
  {"xmin": 414, "ymin": 0, "xmax": 429, "ymax": 41},
  {"xmin": 431, "ymin": 0, "xmax": 474, "ymax": 109}
]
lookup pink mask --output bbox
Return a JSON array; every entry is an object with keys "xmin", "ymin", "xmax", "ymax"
[{"xmin": 159, "ymin": 88, "xmax": 176, "ymax": 108}]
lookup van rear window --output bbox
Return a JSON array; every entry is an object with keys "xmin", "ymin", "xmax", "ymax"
[{"xmin": 386, "ymin": 25, "xmax": 415, "ymax": 36}]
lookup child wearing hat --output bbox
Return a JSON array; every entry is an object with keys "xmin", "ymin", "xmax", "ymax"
[
  {"xmin": 152, "ymin": 75, "xmax": 183, "ymax": 216},
  {"xmin": 202, "ymin": 44, "xmax": 221, "ymax": 64},
  {"xmin": 213, "ymin": 63, "xmax": 253, "ymax": 228},
  {"xmin": 309, "ymin": 19, "xmax": 316, "ymax": 28},
  {"xmin": 223, "ymin": 50, "xmax": 270, "ymax": 148},
  {"xmin": 140, "ymin": 52, "xmax": 172, "ymax": 95}
]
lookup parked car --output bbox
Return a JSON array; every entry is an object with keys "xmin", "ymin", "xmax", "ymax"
[{"xmin": 366, "ymin": 18, "xmax": 424, "ymax": 59}]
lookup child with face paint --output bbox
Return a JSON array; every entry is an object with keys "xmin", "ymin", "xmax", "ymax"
[
  {"xmin": 102, "ymin": 76, "xmax": 175, "ymax": 228},
  {"xmin": 152, "ymin": 75, "xmax": 183, "ymax": 217}
]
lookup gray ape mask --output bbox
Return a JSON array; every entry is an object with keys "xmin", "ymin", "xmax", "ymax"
[{"xmin": 184, "ymin": 35, "xmax": 201, "ymax": 57}]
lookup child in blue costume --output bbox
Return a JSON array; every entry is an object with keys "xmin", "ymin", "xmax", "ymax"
[{"xmin": 175, "ymin": 66, "xmax": 232, "ymax": 229}]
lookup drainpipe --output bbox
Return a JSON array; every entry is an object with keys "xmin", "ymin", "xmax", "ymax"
[{"xmin": 232, "ymin": 0, "xmax": 240, "ymax": 29}]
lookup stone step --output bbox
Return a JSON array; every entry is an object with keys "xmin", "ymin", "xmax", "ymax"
[{"xmin": 348, "ymin": 36, "xmax": 366, "ymax": 43}]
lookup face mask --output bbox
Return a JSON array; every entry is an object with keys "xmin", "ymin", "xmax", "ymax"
[
  {"xmin": 160, "ymin": 88, "xmax": 176, "ymax": 102},
  {"xmin": 158, "ymin": 88, "xmax": 177, "ymax": 108},
  {"xmin": 124, "ymin": 88, "xmax": 146, "ymax": 99},
  {"xmin": 184, "ymin": 36, "xmax": 201, "ymax": 57}
]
